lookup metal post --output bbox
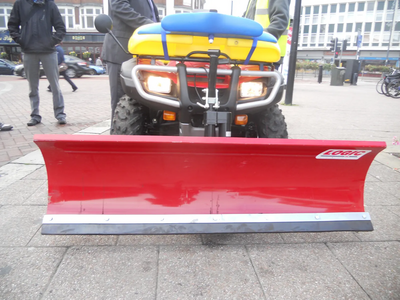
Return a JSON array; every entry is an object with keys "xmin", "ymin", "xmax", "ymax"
[
  {"xmin": 339, "ymin": 39, "xmax": 343, "ymax": 66},
  {"xmin": 231, "ymin": 0, "xmax": 233, "ymax": 15},
  {"xmin": 385, "ymin": 1, "xmax": 396, "ymax": 66},
  {"xmin": 285, "ymin": 0, "xmax": 302, "ymax": 105}
]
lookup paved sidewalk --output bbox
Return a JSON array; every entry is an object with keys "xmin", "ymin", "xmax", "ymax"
[{"xmin": 0, "ymin": 75, "xmax": 399, "ymax": 299}]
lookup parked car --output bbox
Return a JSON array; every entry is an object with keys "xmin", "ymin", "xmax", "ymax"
[
  {"xmin": 88, "ymin": 65, "xmax": 106, "ymax": 75},
  {"xmin": 63, "ymin": 55, "xmax": 92, "ymax": 78},
  {"xmin": 0, "ymin": 59, "xmax": 17, "ymax": 75},
  {"xmin": 14, "ymin": 63, "xmax": 45, "ymax": 78}
]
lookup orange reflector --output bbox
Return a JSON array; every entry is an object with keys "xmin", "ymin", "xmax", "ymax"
[
  {"xmin": 163, "ymin": 111, "xmax": 176, "ymax": 121},
  {"xmin": 235, "ymin": 115, "xmax": 248, "ymax": 125}
]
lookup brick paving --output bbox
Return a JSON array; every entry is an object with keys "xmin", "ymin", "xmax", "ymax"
[{"xmin": 0, "ymin": 75, "xmax": 111, "ymax": 167}]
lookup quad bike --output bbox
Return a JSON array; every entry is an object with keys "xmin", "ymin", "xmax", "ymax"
[
  {"xmin": 34, "ymin": 12, "xmax": 386, "ymax": 235},
  {"xmin": 105, "ymin": 13, "xmax": 288, "ymax": 138}
]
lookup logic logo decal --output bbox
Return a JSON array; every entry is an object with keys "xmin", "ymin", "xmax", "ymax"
[{"xmin": 316, "ymin": 149, "xmax": 371, "ymax": 160}]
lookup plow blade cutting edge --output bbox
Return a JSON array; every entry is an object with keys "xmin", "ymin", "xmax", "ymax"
[{"xmin": 34, "ymin": 134, "xmax": 386, "ymax": 235}]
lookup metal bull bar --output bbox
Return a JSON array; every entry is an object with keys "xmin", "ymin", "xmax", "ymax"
[
  {"xmin": 130, "ymin": 64, "xmax": 282, "ymax": 112},
  {"xmin": 34, "ymin": 135, "xmax": 386, "ymax": 235}
]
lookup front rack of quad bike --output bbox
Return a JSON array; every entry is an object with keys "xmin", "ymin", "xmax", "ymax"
[{"xmin": 129, "ymin": 50, "xmax": 283, "ymax": 137}]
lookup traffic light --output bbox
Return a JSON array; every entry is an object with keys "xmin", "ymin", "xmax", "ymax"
[
  {"xmin": 335, "ymin": 51, "xmax": 339, "ymax": 58},
  {"xmin": 342, "ymin": 39, "xmax": 348, "ymax": 51},
  {"xmin": 329, "ymin": 39, "xmax": 335, "ymax": 52}
]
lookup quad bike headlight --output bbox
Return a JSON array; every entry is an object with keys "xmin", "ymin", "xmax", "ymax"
[
  {"xmin": 240, "ymin": 82, "xmax": 263, "ymax": 98},
  {"xmin": 147, "ymin": 76, "xmax": 171, "ymax": 94}
]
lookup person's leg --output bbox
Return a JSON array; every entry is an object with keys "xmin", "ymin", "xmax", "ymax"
[
  {"xmin": 62, "ymin": 72, "xmax": 77, "ymax": 91},
  {"xmin": 41, "ymin": 52, "xmax": 66, "ymax": 122},
  {"xmin": 23, "ymin": 53, "xmax": 41, "ymax": 124},
  {"xmin": 106, "ymin": 62, "xmax": 124, "ymax": 128}
]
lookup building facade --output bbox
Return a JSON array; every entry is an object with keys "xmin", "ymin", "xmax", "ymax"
[
  {"xmin": 0, "ymin": 0, "xmax": 205, "ymax": 61},
  {"xmin": 297, "ymin": 0, "xmax": 400, "ymax": 67}
]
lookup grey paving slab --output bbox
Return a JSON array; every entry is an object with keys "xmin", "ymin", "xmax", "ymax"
[
  {"xmin": 201, "ymin": 233, "xmax": 284, "ymax": 245},
  {"xmin": 23, "ymin": 181, "xmax": 48, "ymax": 205},
  {"xmin": 28, "ymin": 231, "xmax": 118, "ymax": 247},
  {"xmin": 367, "ymin": 164, "xmax": 400, "ymax": 182},
  {"xmin": 0, "ymin": 247, "xmax": 66, "ymax": 300},
  {"xmin": 374, "ymin": 181, "xmax": 400, "ymax": 198},
  {"xmin": 157, "ymin": 245, "xmax": 265, "ymax": 299},
  {"xmin": 0, "ymin": 179, "xmax": 46, "ymax": 205},
  {"xmin": 42, "ymin": 246, "xmax": 158, "ymax": 300},
  {"xmin": 279, "ymin": 231, "xmax": 360, "ymax": 243},
  {"xmin": 364, "ymin": 182, "xmax": 400, "ymax": 206},
  {"xmin": 0, "ymin": 163, "xmax": 42, "ymax": 190},
  {"xmin": 328, "ymin": 242, "xmax": 400, "ymax": 300},
  {"xmin": 0, "ymin": 206, "xmax": 45, "ymax": 246},
  {"xmin": 375, "ymin": 152, "xmax": 400, "ymax": 170},
  {"xmin": 355, "ymin": 206, "xmax": 400, "ymax": 241},
  {"xmin": 389, "ymin": 205, "xmax": 400, "ymax": 217},
  {"xmin": 23, "ymin": 165, "xmax": 47, "ymax": 180},
  {"xmin": 118, "ymin": 234, "xmax": 202, "ymax": 246},
  {"xmin": 12, "ymin": 149, "xmax": 44, "ymax": 165},
  {"xmin": 365, "ymin": 173, "xmax": 381, "ymax": 182},
  {"xmin": 247, "ymin": 243, "xmax": 369, "ymax": 300}
]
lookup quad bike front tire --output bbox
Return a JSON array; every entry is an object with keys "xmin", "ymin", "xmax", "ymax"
[
  {"xmin": 256, "ymin": 104, "xmax": 288, "ymax": 138},
  {"xmin": 111, "ymin": 95, "xmax": 145, "ymax": 135}
]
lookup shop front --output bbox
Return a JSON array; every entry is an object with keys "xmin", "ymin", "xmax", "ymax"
[{"xmin": 0, "ymin": 30, "xmax": 105, "ymax": 63}]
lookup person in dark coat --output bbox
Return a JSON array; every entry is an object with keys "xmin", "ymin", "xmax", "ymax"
[
  {"xmin": 101, "ymin": 0, "xmax": 159, "ymax": 129},
  {"xmin": 8, "ymin": 0, "xmax": 67, "ymax": 126},
  {"xmin": 48, "ymin": 44, "xmax": 78, "ymax": 92}
]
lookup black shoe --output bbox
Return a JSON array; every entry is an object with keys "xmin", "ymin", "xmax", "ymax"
[
  {"xmin": 0, "ymin": 123, "xmax": 13, "ymax": 131},
  {"xmin": 72, "ymin": 87, "xmax": 78, "ymax": 92},
  {"xmin": 58, "ymin": 118, "xmax": 67, "ymax": 125},
  {"xmin": 47, "ymin": 88, "xmax": 52, "ymax": 92},
  {"xmin": 27, "ymin": 119, "xmax": 40, "ymax": 126}
]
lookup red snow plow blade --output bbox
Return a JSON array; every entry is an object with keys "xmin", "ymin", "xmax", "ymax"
[{"xmin": 34, "ymin": 134, "xmax": 386, "ymax": 235}]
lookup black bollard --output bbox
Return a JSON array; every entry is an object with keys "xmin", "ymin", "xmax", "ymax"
[{"xmin": 318, "ymin": 65, "xmax": 323, "ymax": 83}]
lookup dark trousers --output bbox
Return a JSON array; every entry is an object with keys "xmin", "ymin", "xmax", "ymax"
[
  {"xmin": 106, "ymin": 62, "xmax": 124, "ymax": 128},
  {"xmin": 48, "ymin": 72, "xmax": 77, "ymax": 91}
]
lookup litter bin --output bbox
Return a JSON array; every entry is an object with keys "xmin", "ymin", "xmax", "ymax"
[{"xmin": 330, "ymin": 66, "xmax": 346, "ymax": 86}]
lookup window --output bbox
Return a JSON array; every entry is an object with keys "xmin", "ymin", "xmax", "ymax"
[
  {"xmin": 355, "ymin": 22, "xmax": 363, "ymax": 31},
  {"xmin": 158, "ymin": 8, "xmax": 165, "ymax": 19},
  {"xmin": 349, "ymin": 3, "xmax": 355, "ymax": 12},
  {"xmin": 374, "ymin": 22, "xmax": 382, "ymax": 31},
  {"xmin": 80, "ymin": 7, "xmax": 102, "ymax": 29},
  {"xmin": 303, "ymin": 25, "xmax": 309, "ymax": 34},
  {"xmin": 396, "ymin": 22, "xmax": 400, "ymax": 31},
  {"xmin": 0, "ymin": 7, "xmax": 12, "ymax": 28},
  {"xmin": 175, "ymin": 10, "xmax": 190, "ymax": 13},
  {"xmin": 312, "ymin": 25, "xmax": 318, "ymax": 33},
  {"xmin": 337, "ymin": 23, "xmax": 344, "ymax": 32},
  {"xmin": 339, "ymin": 3, "xmax": 346, "ymax": 12},
  {"xmin": 365, "ymin": 22, "xmax": 372, "ymax": 32},
  {"xmin": 385, "ymin": 22, "xmax": 392, "ymax": 31},
  {"xmin": 367, "ymin": 2, "xmax": 375, "ymax": 11},
  {"xmin": 377, "ymin": 1, "xmax": 385, "ymax": 10},
  {"xmin": 346, "ymin": 23, "xmax": 353, "ymax": 32},
  {"xmin": 305, "ymin": 6, "xmax": 311, "ymax": 15},
  {"xmin": 328, "ymin": 24, "xmax": 335, "ymax": 33},
  {"xmin": 320, "ymin": 24, "xmax": 326, "ymax": 33},
  {"xmin": 331, "ymin": 4, "xmax": 337, "ymax": 13},
  {"xmin": 357, "ymin": 2, "xmax": 365, "ymax": 11},
  {"xmin": 59, "ymin": 7, "xmax": 74, "ymax": 29},
  {"xmin": 322, "ymin": 5, "xmax": 328, "ymax": 13},
  {"xmin": 388, "ymin": 1, "xmax": 395, "ymax": 10},
  {"xmin": 313, "ymin": 6, "xmax": 319, "ymax": 14}
]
